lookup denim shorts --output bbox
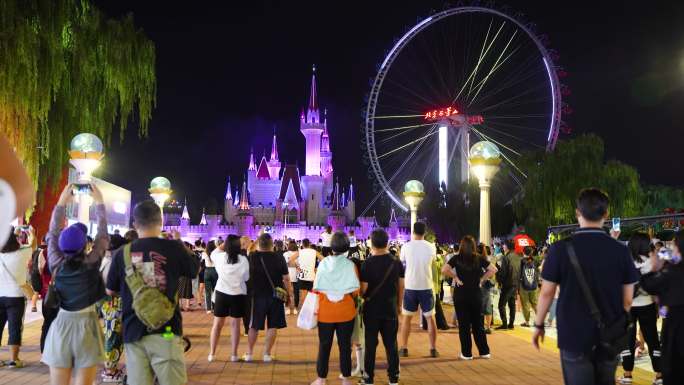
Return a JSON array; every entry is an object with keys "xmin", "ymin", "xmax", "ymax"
[{"xmin": 402, "ymin": 289, "xmax": 434, "ymax": 316}]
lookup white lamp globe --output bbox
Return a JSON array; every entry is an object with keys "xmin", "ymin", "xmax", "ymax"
[
  {"xmin": 404, "ymin": 180, "xmax": 425, "ymax": 194},
  {"xmin": 150, "ymin": 176, "xmax": 171, "ymax": 190},
  {"xmin": 70, "ymin": 133, "xmax": 104, "ymax": 154},
  {"xmin": 469, "ymin": 141, "xmax": 501, "ymax": 161}
]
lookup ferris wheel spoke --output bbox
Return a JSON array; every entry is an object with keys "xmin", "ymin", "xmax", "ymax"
[
  {"xmin": 471, "ymin": 127, "xmax": 527, "ymax": 178},
  {"xmin": 477, "ymin": 124, "xmax": 545, "ymax": 150},
  {"xmin": 377, "ymin": 127, "xmax": 438, "ymax": 160},
  {"xmin": 472, "ymin": 53, "xmax": 542, "ymax": 107},
  {"xmin": 466, "ymin": 20, "xmax": 506, "ymax": 101},
  {"xmin": 375, "ymin": 122, "xmax": 431, "ymax": 133},
  {"xmin": 487, "ymin": 120, "xmax": 549, "ymax": 133},
  {"xmin": 467, "ymin": 32, "xmax": 520, "ymax": 107},
  {"xmin": 454, "ymin": 19, "xmax": 503, "ymax": 103},
  {"xmin": 377, "ymin": 124, "xmax": 433, "ymax": 144},
  {"xmin": 374, "ymin": 114, "xmax": 425, "ymax": 120},
  {"xmin": 477, "ymin": 84, "xmax": 546, "ymax": 114},
  {"xmin": 384, "ymin": 76, "xmax": 436, "ymax": 108}
]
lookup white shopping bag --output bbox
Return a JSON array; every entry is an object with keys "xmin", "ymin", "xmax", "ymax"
[{"xmin": 297, "ymin": 292, "xmax": 319, "ymax": 330}]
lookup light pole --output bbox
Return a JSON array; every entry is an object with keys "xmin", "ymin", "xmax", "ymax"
[
  {"xmin": 403, "ymin": 180, "xmax": 425, "ymax": 232},
  {"xmin": 149, "ymin": 176, "xmax": 172, "ymax": 227},
  {"xmin": 282, "ymin": 202, "xmax": 289, "ymax": 240},
  {"xmin": 468, "ymin": 141, "xmax": 501, "ymax": 247},
  {"xmin": 68, "ymin": 133, "xmax": 104, "ymax": 226}
]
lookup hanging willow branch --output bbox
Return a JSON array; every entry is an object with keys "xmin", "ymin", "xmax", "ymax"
[{"xmin": 0, "ymin": 0, "xmax": 156, "ymax": 191}]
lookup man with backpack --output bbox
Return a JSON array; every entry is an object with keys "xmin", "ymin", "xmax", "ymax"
[
  {"xmin": 519, "ymin": 246, "xmax": 540, "ymax": 327},
  {"xmin": 496, "ymin": 239, "xmax": 522, "ymax": 330},
  {"xmin": 106, "ymin": 200, "xmax": 199, "ymax": 385}
]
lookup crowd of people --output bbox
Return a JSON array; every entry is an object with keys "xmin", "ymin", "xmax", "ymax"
[{"xmin": 1, "ymin": 133, "xmax": 684, "ymax": 385}]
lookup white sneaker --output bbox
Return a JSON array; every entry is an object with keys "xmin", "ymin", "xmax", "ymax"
[
  {"xmin": 285, "ymin": 308, "xmax": 291, "ymax": 315},
  {"xmin": 207, "ymin": 354, "xmax": 215, "ymax": 362},
  {"xmin": 350, "ymin": 367, "xmax": 363, "ymax": 377},
  {"xmin": 242, "ymin": 353, "xmax": 253, "ymax": 362},
  {"xmin": 479, "ymin": 354, "xmax": 491, "ymax": 359},
  {"xmin": 263, "ymin": 354, "xmax": 274, "ymax": 362},
  {"xmin": 653, "ymin": 378, "xmax": 663, "ymax": 385},
  {"xmin": 230, "ymin": 355, "xmax": 239, "ymax": 362},
  {"xmin": 293, "ymin": 309, "xmax": 298, "ymax": 315},
  {"xmin": 618, "ymin": 376, "xmax": 633, "ymax": 384},
  {"xmin": 459, "ymin": 353, "xmax": 473, "ymax": 360}
]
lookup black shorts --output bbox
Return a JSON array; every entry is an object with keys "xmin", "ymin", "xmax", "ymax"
[
  {"xmin": 213, "ymin": 291, "xmax": 246, "ymax": 318},
  {"xmin": 249, "ymin": 296, "xmax": 286, "ymax": 330},
  {"xmin": 298, "ymin": 280, "xmax": 313, "ymax": 291}
]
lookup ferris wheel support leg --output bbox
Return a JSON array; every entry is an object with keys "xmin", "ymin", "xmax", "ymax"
[{"xmin": 479, "ymin": 185, "xmax": 492, "ymax": 247}]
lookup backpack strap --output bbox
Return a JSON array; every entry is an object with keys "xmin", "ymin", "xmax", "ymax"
[
  {"xmin": 565, "ymin": 239, "xmax": 604, "ymax": 327},
  {"xmin": 123, "ymin": 243, "xmax": 136, "ymax": 278},
  {"xmin": 365, "ymin": 260, "xmax": 395, "ymax": 303}
]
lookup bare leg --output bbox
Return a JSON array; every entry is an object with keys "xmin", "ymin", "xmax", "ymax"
[
  {"xmin": 50, "ymin": 367, "xmax": 72, "ymax": 385},
  {"xmin": 210, "ymin": 317, "xmax": 226, "ymax": 357},
  {"xmin": 247, "ymin": 328, "xmax": 258, "ymax": 355},
  {"xmin": 9, "ymin": 345, "xmax": 19, "ymax": 361},
  {"xmin": 484, "ymin": 314, "xmax": 493, "ymax": 329},
  {"xmin": 230, "ymin": 317, "xmax": 241, "ymax": 357},
  {"xmin": 426, "ymin": 315, "xmax": 437, "ymax": 349},
  {"xmin": 198, "ymin": 283, "xmax": 205, "ymax": 309},
  {"xmin": 399, "ymin": 315, "xmax": 412, "ymax": 349},
  {"xmin": 73, "ymin": 366, "xmax": 98, "ymax": 385},
  {"xmin": 298, "ymin": 290, "xmax": 308, "ymax": 311},
  {"xmin": 30, "ymin": 293, "xmax": 38, "ymax": 310},
  {"xmin": 264, "ymin": 328, "xmax": 278, "ymax": 356}
]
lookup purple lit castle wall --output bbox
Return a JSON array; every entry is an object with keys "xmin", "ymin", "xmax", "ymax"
[{"xmin": 163, "ymin": 66, "xmax": 409, "ymax": 242}]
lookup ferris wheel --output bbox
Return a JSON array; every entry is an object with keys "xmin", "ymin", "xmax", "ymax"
[{"xmin": 364, "ymin": 5, "xmax": 570, "ymax": 212}]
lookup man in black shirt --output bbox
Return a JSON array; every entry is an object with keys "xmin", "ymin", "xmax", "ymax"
[
  {"xmin": 532, "ymin": 188, "xmax": 639, "ymax": 385},
  {"xmin": 245, "ymin": 233, "xmax": 292, "ymax": 362},
  {"xmin": 360, "ymin": 229, "xmax": 404, "ymax": 385},
  {"xmin": 106, "ymin": 200, "xmax": 199, "ymax": 385}
]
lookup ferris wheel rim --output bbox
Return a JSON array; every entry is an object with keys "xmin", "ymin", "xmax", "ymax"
[{"xmin": 364, "ymin": 5, "xmax": 563, "ymax": 212}]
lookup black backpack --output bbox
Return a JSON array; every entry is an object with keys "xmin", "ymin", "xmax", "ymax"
[
  {"xmin": 29, "ymin": 248, "xmax": 43, "ymax": 292},
  {"xmin": 520, "ymin": 260, "xmax": 538, "ymax": 291}
]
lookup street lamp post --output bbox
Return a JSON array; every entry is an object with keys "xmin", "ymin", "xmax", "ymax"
[
  {"xmin": 282, "ymin": 202, "xmax": 289, "ymax": 240},
  {"xmin": 68, "ymin": 133, "xmax": 104, "ymax": 226},
  {"xmin": 403, "ymin": 180, "xmax": 425, "ymax": 232},
  {"xmin": 468, "ymin": 141, "xmax": 502, "ymax": 247},
  {"xmin": 149, "ymin": 176, "xmax": 172, "ymax": 227}
]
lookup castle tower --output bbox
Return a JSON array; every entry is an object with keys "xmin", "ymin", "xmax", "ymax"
[
  {"xmin": 300, "ymin": 65, "xmax": 324, "ymax": 176},
  {"xmin": 224, "ymin": 177, "xmax": 235, "ymax": 223},
  {"xmin": 388, "ymin": 207, "xmax": 399, "ymax": 240},
  {"xmin": 236, "ymin": 180, "xmax": 254, "ymax": 237},
  {"xmin": 344, "ymin": 179, "xmax": 356, "ymax": 224},
  {"xmin": 267, "ymin": 129, "xmax": 282, "ymax": 180},
  {"xmin": 180, "ymin": 198, "xmax": 190, "ymax": 227},
  {"xmin": 327, "ymin": 179, "xmax": 346, "ymax": 231}
]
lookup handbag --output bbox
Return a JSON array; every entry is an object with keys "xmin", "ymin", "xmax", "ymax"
[
  {"xmin": 565, "ymin": 240, "xmax": 632, "ymax": 358},
  {"xmin": 43, "ymin": 264, "xmax": 62, "ymax": 309},
  {"xmin": 296, "ymin": 291, "xmax": 319, "ymax": 330},
  {"xmin": 0, "ymin": 257, "xmax": 35, "ymax": 299},
  {"xmin": 260, "ymin": 256, "xmax": 288, "ymax": 303}
]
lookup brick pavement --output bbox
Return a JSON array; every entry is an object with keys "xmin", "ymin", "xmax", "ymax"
[{"xmin": 0, "ymin": 304, "xmax": 656, "ymax": 385}]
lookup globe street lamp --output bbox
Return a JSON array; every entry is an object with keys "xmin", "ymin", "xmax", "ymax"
[
  {"xmin": 468, "ymin": 141, "xmax": 502, "ymax": 247},
  {"xmin": 149, "ymin": 176, "xmax": 172, "ymax": 226},
  {"xmin": 403, "ymin": 180, "xmax": 425, "ymax": 232},
  {"xmin": 69, "ymin": 133, "xmax": 104, "ymax": 225}
]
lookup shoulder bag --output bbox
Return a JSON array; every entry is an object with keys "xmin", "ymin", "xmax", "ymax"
[
  {"xmin": 565, "ymin": 239, "xmax": 632, "ymax": 358},
  {"xmin": 0, "ymin": 257, "xmax": 35, "ymax": 299},
  {"xmin": 260, "ymin": 256, "xmax": 288, "ymax": 303}
]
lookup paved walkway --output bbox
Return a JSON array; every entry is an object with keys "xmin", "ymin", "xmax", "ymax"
[{"xmin": 0, "ymin": 302, "xmax": 657, "ymax": 385}]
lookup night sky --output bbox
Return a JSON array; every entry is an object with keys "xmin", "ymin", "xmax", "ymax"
[{"xmin": 94, "ymin": 1, "xmax": 684, "ymax": 223}]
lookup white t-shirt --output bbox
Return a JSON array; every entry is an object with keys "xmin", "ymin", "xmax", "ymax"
[
  {"xmin": 320, "ymin": 232, "xmax": 333, "ymax": 247},
  {"xmin": 400, "ymin": 239, "xmax": 436, "ymax": 290},
  {"xmin": 297, "ymin": 248, "xmax": 317, "ymax": 281},
  {"xmin": 284, "ymin": 250, "xmax": 297, "ymax": 282},
  {"xmin": 0, "ymin": 179, "xmax": 16, "ymax": 249},
  {"xmin": 633, "ymin": 255, "xmax": 654, "ymax": 307},
  {"xmin": 0, "ymin": 246, "xmax": 32, "ymax": 297},
  {"xmin": 211, "ymin": 249, "xmax": 250, "ymax": 295},
  {"xmin": 202, "ymin": 250, "xmax": 215, "ymax": 268}
]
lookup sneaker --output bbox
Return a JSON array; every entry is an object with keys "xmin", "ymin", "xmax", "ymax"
[
  {"xmin": 479, "ymin": 354, "xmax": 492, "ymax": 359},
  {"xmin": 459, "ymin": 354, "xmax": 473, "ymax": 361},
  {"xmin": 207, "ymin": 354, "xmax": 215, "ymax": 362},
  {"xmin": 520, "ymin": 322, "xmax": 530, "ymax": 327},
  {"xmin": 429, "ymin": 349, "xmax": 439, "ymax": 358},
  {"xmin": 242, "ymin": 353, "xmax": 253, "ymax": 362},
  {"xmin": 7, "ymin": 360, "xmax": 24, "ymax": 368},
  {"xmin": 293, "ymin": 309, "xmax": 299, "ymax": 315},
  {"xmin": 263, "ymin": 354, "xmax": 274, "ymax": 362},
  {"xmin": 494, "ymin": 325, "xmax": 509, "ymax": 330},
  {"xmin": 618, "ymin": 375, "xmax": 633, "ymax": 384},
  {"xmin": 653, "ymin": 377, "xmax": 663, "ymax": 385},
  {"xmin": 101, "ymin": 370, "xmax": 124, "ymax": 383},
  {"xmin": 398, "ymin": 348, "xmax": 408, "ymax": 357},
  {"xmin": 285, "ymin": 308, "xmax": 291, "ymax": 315},
  {"xmin": 31, "ymin": 306, "xmax": 37, "ymax": 312},
  {"xmin": 485, "ymin": 328, "xmax": 492, "ymax": 335},
  {"xmin": 206, "ymin": 310, "xmax": 213, "ymax": 314},
  {"xmin": 230, "ymin": 355, "xmax": 239, "ymax": 362},
  {"xmin": 508, "ymin": 325, "xmax": 515, "ymax": 330},
  {"xmin": 350, "ymin": 367, "xmax": 363, "ymax": 377}
]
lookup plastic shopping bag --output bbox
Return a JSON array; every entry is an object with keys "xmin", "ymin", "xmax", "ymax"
[{"xmin": 297, "ymin": 292, "xmax": 319, "ymax": 330}]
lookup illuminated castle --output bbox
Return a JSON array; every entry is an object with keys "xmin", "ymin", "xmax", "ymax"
[{"xmin": 162, "ymin": 68, "xmax": 410, "ymax": 241}]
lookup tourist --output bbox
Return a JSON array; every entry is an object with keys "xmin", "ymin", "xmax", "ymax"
[
  {"xmin": 0, "ymin": 226, "xmax": 35, "ymax": 368},
  {"xmin": 519, "ymin": 246, "xmax": 540, "ymax": 327},
  {"xmin": 532, "ymin": 188, "xmax": 639, "ymax": 385},
  {"xmin": 442, "ymin": 235, "xmax": 497, "ymax": 360},
  {"xmin": 360, "ymin": 229, "xmax": 404, "ymax": 385},
  {"xmin": 245, "ymin": 233, "xmax": 292, "ymax": 362},
  {"xmin": 348, "ymin": 229, "xmax": 360, "ymax": 259},
  {"xmin": 422, "ymin": 246, "xmax": 449, "ymax": 330},
  {"xmin": 320, "ymin": 225, "xmax": 333, "ymax": 257},
  {"xmin": 203, "ymin": 240, "xmax": 218, "ymax": 314},
  {"xmin": 240, "ymin": 235, "xmax": 253, "ymax": 334},
  {"xmin": 124, "ymin": 229, "xmax": 138, "ymax": 243},
  {"xmin": 284, "ymin": 241, "xmax": 299, "ymax": 315},
  {"xmin": 178, "ymin": 241, "xmax": 196, "ymax": 311},
  {"xmin": 106, "ymin": 200, "xmax": 199, "ymax": 385},
  {"xmin": 0, "ymin": 134, "xmax": 35, "ymax": 249},
  {"xmin": 294, "ymin": 238, "xmax": 319, "ymax": 310},
  {"xmin": 478, "ymin": 244, "xmax": 496, "ymax": 333},
  {"xmin": 37, "ymin": 235, "xmax": 57, "ymax": 353},
  {"xmin": 195, "ymin": 242, "xmax": 206, "ymax": 311},
  {"xmin": 28, "ymin": 236, "xmax": 47, "ymax": 312},
  {"xmin": 43, "ymin": 183, "xmax": 109, "ymax": 385},
  {"xmin": 345, "ymin": 237, "xmax": 365, "ymax": 378},
  {"xmin": 496, "ymin": 239, "xmax": 521, "ymax": 330},
  {"xmin": 208, "ymin": 235, "xmax": 249, "ymax": 362},
  {"xmin": 398, "ymin": 221, "xmax": 439, "ymax": 358},
  {"xmin": 618, "ymin": 232, "xmax": 662, "ymax": 384},
  {"xmin": 311, "ymin": 231, "xmax": 359, "ymax": 385},
  {"xmin": 99, "ymin": 233, "xmax": 127, "ymax": 383}
]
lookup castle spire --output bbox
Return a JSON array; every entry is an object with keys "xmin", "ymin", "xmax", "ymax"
[
  {"xmin": 200, "ymin": 208, "xmax": 207, "ymax": 225},
  {"xmin": 181, "ymin": 197, "xmax": 190, "ymax": 220},
  {"xmin": 238, "ymin": 180, "xmax": 250, "ymax": 210},
  {"xmin": 248, "ymin": 147, "xmax": 256, "ymax": 171},
  {"xmin": 309, "ymin": 64, "xmax": 317, "ymax": 111},
  {"xmin": 389, "ymin": 207, "xmax": 397, "ymax": 224},
  {"xmin": 270, "ymin": 127, "xmax": 279, "ymax": 161},
  {"xmin": 349, "ymin": 178, "xmax": 354, "ymax": 201},
  {"xmin": 225, "ymin": 177, "xmax": 232, "ymax": 200},
  {"xmin": 331, "ymin": 178, "xmax": 341, "ymax": 211}
]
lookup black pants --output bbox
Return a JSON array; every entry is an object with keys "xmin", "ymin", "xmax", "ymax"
[
  {"xmin": 421, "ymin": 294, "xmax": 448, "ymax": 329},
  {"xmin": 662, "ymin": 306, "xmax": 684, "ymax": 385},
  {"xmin": 203, "ymin": 267, "xmax": 218, "ymax": 311},
  {"xmin": 622, "ymin": 303, "xmax": 661, "ymax": 372},
  {"xmin": 292, "ymin": 281, "xmax": 300, "ymax": 308},
  {"xmin": 0, "ymin": 297, "xmax": 25, "ymax": 346},
  {"xmin": 498, "ymin": 286, "xmax": 517, "ymax": 327},
  {"xmin": 317, "ymin": 319, "xmax": 354, "ymax": 378},
  {"xmin": 40, "ymin": 302, "xmax": 59, "ymax": 352},
  {"xmin": 243, "ymin": 295, "xmax": 251, "ymax": 334},
  {"xmin": 454, "ymin": 295, "xmax": 490, "ymax": 357},
  {"xmin": 363, "ymin": 316, "xmax": 399, "ymax": 384},
  {"xmin": 561, "ymin": 349, "xmax": 618, "ymax": 385}
]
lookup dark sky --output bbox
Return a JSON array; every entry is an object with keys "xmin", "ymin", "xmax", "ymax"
[{"xmin": 94, "ymin": 1, "xmax": 684, "ymax": 223}]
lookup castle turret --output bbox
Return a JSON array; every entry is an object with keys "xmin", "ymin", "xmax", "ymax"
[
  {"xmin": 224, "ymin": 177, "xmax": 235, "ymax": 223},
  {"xmin": 327, "ymin": 179, "xmax": 346, "ymax": 231},
  {"xmin": 181, "ymin": 198, "xmax": 190, "ymax": 228},
  {"xmin": 344, "ymin": 179, "xmax": 356, "ymax": 224},
  {"xmin": 237, "ymin": 180, "xmax": 254, "ymax": 237},
  {"xmin": 300, "ymin": 65, "xmax": 324, "ymax": 176},
  {"xmin": 267, "ymin": 128, "xmax": 282, "ymax": 180},
  {"xmin": 388, "ymin": 207, "xmax": 399, "ymax": 240}
]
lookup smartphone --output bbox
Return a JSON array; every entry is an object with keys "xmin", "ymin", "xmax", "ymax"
[
  {"xmin": 611, "ymin": 217, "xmax": 621, "ymax": 232},
  {"xmin": 72, "ymin": 183, "xmax": 92, "ymax": 195}
]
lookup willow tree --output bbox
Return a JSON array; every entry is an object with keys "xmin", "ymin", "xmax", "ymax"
[{"xmin": 0, "ymin": 0, "xmax": 156, "ymax": 192}]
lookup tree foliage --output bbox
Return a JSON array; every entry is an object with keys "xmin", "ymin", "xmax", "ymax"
[
  {"xmin": 515, "ymin": 134, "xmax": 643, "ymax": 240},
  {"xmin": 0, "ymin": 0, "xmax": 156, "ymax": 191}
]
